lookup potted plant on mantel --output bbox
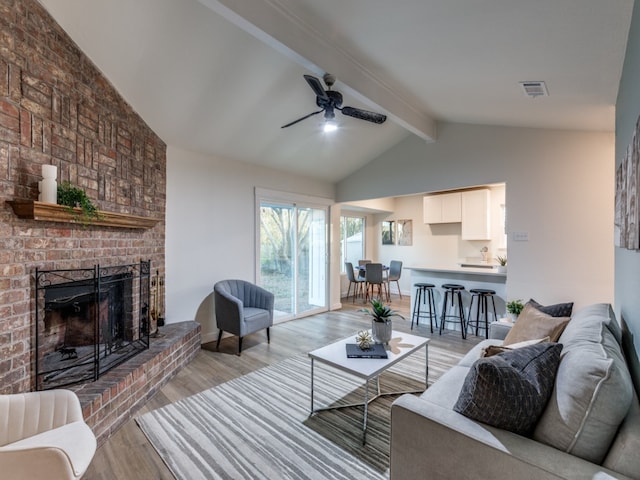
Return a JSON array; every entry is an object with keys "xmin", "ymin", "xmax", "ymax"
[
  {"xmin": 506, "ymin": 299, "xmax": 524, "ymax": 322},
  {"xmin": 57, "ymin": 181, "xmax": 101, "ymax": 225},
  {"xmin": 361, "ymin": 298, "xmax": 404, "ymax": 345}
]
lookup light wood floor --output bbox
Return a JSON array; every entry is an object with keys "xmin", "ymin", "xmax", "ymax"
[{"xmin": 84, "ymin": 296, "xmax": 482, "ymax": 479}]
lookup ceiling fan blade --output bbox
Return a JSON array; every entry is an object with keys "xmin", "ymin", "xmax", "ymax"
[
  {"xmin": 341, "ymin": 106, "xmax": 387, "ymax": 124},
  {"xmin": 281, "ymin": 109, "xmax": 324, "ymax": 128},
  {"xmin": 304, "ymin": 75, "xmax": 329, "ymax": 100}
]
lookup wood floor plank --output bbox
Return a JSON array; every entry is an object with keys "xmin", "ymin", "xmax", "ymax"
[{"xmin": 83, "ymin": 297, "xmax": 481, "ymax": 479}]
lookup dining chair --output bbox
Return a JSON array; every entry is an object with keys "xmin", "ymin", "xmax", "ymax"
[
  {"xmin": 387, "ymin": 260, "xmax": 403, "ymax": 299},
  {"xmin": 364, "ymin": 263, "xmax": 389, "ymax": 302},
  {"xmin": 357, "ymin": 260, "xmax": 371, "ymax": 279},
  {"xmin": 344, "ymin": 262, "xmax": 365, "ymax": 303}
]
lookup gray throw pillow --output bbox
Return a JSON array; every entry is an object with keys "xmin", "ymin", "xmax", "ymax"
[
  {"xmin": 454, "ymin": 342, "xmax": 563, "ymax": 436},
  {"xmin": 528, "ymin": 299, "xmax": 573, "ymax": 317}
]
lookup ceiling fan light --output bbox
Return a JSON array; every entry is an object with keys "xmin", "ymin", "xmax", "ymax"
[{"xmin": 323, "ymin": 120, "xmax": 338, "ymax": 133}]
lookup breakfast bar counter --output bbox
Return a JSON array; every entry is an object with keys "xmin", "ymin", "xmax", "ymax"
[
  {"xmin": 407, "ymin": 265, "xmax": 507, "ymax": 277},
  {"xmin": 405, "ymin": 265, "xmax": 507, "ymax": 330}
]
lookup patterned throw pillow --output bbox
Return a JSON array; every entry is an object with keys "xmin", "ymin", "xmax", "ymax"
[
  {"xmin": 528, "ymin": 299, "xmax": 574, "ymax": 317},
  {"xmin": 454, "ymin": 342, "xmax": 563, "ymax": 436},
  {"xmin": 482, "ymin": 336, "xmax": 550, "ymax": 358}
]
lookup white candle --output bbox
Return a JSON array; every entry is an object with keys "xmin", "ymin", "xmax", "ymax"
[
  {"xmin": 39, "ymin": 178, "xmax": 57, "ymax": 203},
  {"xmin": 42, "ymin": 164, "xmax": 57, "ymax": 179}
]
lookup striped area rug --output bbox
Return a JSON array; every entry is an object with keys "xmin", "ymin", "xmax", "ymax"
[{"xmin": 136, "ymin": 344, "xmax": 463, "ymax": 480}]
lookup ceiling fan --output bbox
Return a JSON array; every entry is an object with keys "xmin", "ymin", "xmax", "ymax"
[{"xmin": 281, "ymin": 73, "xmax": 387, "ymax": 129}]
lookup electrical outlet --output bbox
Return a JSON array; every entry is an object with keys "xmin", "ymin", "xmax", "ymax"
[{"xmin": 512, "ymin": 231, "xmax": 529, "ymax": 241}]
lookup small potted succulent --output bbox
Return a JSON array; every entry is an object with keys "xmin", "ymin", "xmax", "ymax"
[
  {"xmin": 361, "ymin": 298, "xmax": 404, "ymax": 344},
  {"xmin": 495, "ymin": 255, "xmax": 507, "ymax": 273},
  {"xmin": 506, "ymin": 299, "xmax": 524, "ymax": 322}
]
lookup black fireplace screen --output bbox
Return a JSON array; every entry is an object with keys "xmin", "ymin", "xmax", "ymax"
[{"xmin": 35, "ymin": 261, "xmax": 150, "ymax": 390}]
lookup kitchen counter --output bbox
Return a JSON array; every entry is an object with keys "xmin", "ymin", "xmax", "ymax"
[
  {"xmin": 406, "ymin": 265, "xmax": 506, "ymax": 277},
  {"xmin": 406, "ymin": 265, "xmax": 507, "ymax": 333}
]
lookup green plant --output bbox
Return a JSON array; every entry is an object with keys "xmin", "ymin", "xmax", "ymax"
[
  {"xmin": 496, "ymin": 255, "xmax": 507, "ymax": 266},
  {"xmin": 360, "ymin": 298, "xmax": 405, "ymax": 323},
  {"xmin": 506, "ymin": 299, "xmax": 524, "ymax": 315},
  {"xmin": 57, "ymin": 181, "xmax": 100, "ymax": 223}
]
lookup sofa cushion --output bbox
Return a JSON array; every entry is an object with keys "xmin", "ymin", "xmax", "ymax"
[
  {"xmin": 456, "ymin": 339, "xmax": 502, "ymax": 368},
  {"xmin": 453, "ymin": 342, "xmax": 563, "ymax": 436},
  {"xmin": 503, "ymin": 303, "xmax": 570, "ymax": 346},
  {"xmin": 421, "ymin": 340, "xmax": 504, "ymax": 409},
  {"xmin": 421, "ymin": 365, "xmax": 471, "ymax": 410},
  {"xmin": 528, "ymin": 299, "xmax": 574, "ymax": 317},
  {"xmin": 602, "ymin": 389, "xmax": 640, "ymax": 478},
  {"xmin": 573, "ymin": 303, "xmax": 622, "ymax": 345},
  {"xmin": 533, "ymin": 304, "xmax": 633, "ymax": 464}
]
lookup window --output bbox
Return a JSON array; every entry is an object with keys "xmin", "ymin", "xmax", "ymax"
[
  {"xmin": 340, "ymin": 216, "xmax": 365, "ymax": 272},
  {"xmin": 500, "ymin": 203, "xmax": 507, "ymax": 249}
]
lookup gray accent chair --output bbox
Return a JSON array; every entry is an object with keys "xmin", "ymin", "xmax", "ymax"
[{"xmin": 214, "ymin": 279, "xmax": 274, "ymax": 355}]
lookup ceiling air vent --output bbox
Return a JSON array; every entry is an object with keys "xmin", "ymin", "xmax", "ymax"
[{"xmin": 519, "ymin": 81, "xmax": 548, "ymax": 98}]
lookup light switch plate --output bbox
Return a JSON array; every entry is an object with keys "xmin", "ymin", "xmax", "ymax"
[{"xmin": 512, "ymin": 231, "xmax": 529, "ymax": 241}]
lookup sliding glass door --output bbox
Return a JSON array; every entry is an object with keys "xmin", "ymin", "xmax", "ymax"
[
  {"xmin": 259, "ymin": 202, "xmax": 295, "ymax": 316},
  {"xmin": 296, "ymin": 207, "xmax": 327, "ymax": 316},
  {"xmin": 258, "ymin": 196, "xmax": 328, "ymax": 322}
]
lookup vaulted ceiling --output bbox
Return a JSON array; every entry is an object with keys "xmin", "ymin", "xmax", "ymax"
[{"xmin": 38, "ymin": 0, "xmax": 633, "ymax": 182}]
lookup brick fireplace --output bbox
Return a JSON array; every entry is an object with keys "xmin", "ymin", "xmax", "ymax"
[{"xmin": 1, "ymin": 0, "xmax": 200, "ymax": 444}]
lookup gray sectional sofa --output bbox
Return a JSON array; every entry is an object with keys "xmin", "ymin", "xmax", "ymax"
[{"xmin": 390, "ymin": 303, "xmax": 640, "ymax": 479}]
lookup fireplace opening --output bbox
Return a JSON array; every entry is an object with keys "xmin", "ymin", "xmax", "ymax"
[{"xmin": 35, "ymin": 261, "xmax": 150, "ymax": 390}]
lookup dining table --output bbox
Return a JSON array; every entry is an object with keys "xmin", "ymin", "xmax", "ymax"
[
  {"xmin": 354, "ymin": 264, "xmax": 390, "ymax": 302},
  {"xmin": 355, "ymin": 264, "xmax": 389, "ymax": 274}
]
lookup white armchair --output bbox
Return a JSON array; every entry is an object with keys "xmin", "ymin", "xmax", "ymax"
[{"xmin": 0, "ymin": 389, "xmax": 96, "ymax": 479}]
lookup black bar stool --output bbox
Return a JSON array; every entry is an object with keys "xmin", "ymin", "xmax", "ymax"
[
  {"xmin": 411, "ymin": 283, "xmax": 438, "ymax": 332},
  {"xmin": 467, "ymin": 288, "xmax": 498, "ymax": 338},
  {"xmin": 439, "ymin": 284, "xmax": 467, "ymax": 339}
]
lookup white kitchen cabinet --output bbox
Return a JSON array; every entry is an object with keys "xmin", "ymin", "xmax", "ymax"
[
  {"xmin": 423, "ymin": 192, "xmax": 461, "ymax": 223},
  {"xmin": 461, "ymin": 189, "xmax": 491, "ymax": 240}
]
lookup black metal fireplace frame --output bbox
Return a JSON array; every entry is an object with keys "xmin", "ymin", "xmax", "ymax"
[{"xmin": 34, "ymin": 260, "xmax": 151, "ymax": 391}]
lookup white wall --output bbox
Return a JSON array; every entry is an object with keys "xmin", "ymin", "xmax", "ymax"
[
  {"xmin": 337, "ymin": 122, "xmax": 615, "ymax": 309},
  {"xmin": 165, "ymin": 146, "xmax": 334, "ymax": 342}
]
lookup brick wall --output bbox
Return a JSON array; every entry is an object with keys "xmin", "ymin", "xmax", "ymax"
[{"xmin": 0, "ymin": 0, "xmax": 167, "ymax": 393}]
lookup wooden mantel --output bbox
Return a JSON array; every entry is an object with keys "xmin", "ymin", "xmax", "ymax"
[{"xmin": 7, "ymin": 200, "xmax": 160, "ymax": 229}]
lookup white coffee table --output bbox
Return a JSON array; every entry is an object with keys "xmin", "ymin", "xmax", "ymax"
[{"xmin": 308, "ymin": 330, "xmax": 429, "ymax": 444}]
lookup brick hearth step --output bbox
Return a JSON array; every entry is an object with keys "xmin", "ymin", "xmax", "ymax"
[{"xmin": 70, "ymin": 321, "xmax": 201, "ymax": 445}]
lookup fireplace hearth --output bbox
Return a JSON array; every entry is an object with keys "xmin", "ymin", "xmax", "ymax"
[{"xmin": 35, "ymin": 261, "xmax": 151, "ymax": 390}]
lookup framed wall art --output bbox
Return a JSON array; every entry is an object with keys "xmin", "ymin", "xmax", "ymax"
[
  {"xmin": 397, "ymin": 219, "xmax": 413, "ymax": 246},
  {"xmin": 381, "ymin": 220, "xmax": 395, "ymax": 245},
  {"xmin": 615, "ymin": 114, "xmax": 640, "ymax": 250}
]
